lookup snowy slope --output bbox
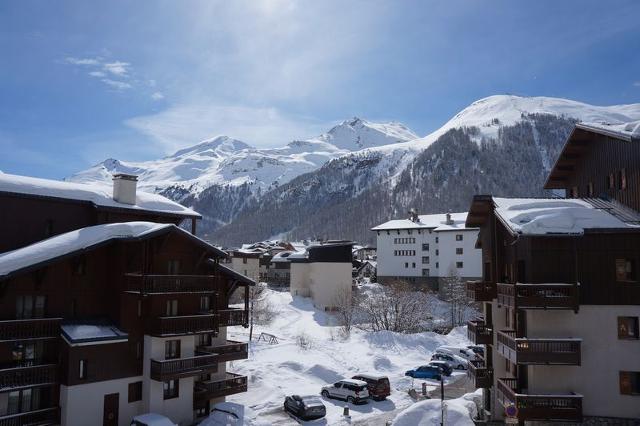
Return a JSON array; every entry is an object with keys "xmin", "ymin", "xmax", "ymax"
[{"xmin": 67, "ymin": 119, "xmax": 418, "ymax": 196}]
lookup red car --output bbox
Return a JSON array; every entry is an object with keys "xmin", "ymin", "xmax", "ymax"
[{"xmin": 352, "ymin": 374, "xmax": 391, "ymax": 401}]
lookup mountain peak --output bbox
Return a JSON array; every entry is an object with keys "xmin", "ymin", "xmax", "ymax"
[
  {"xmin": 317, "ymin": 117, "xmax": 418, "ymax": 151},
  {"xmin": 170, "ymin": 136, "xmax": 253, "ymax": 158}
]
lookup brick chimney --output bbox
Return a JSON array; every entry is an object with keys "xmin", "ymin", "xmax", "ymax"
[{"xmin": 112, "ymin": 174, "xmax": 138, "ymax": 205}]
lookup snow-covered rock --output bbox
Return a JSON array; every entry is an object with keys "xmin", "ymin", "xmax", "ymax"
[{"xmin": 392, "ymin": 390, "xmax": 481, "ymax": 426}]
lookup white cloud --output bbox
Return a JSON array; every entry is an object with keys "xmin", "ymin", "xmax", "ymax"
[
  {"xmin": 101, "ymin": 79, "xmax": 132, "ymax": 90},
  {"xmin": 151, "ymin": 91, "xmax": 165, "ymax": 101},
  {"xmin": 65, "ymin": 57, "xmax": 101, "ymax": 66},
  {"xmin": 88, "ymin": 71, "xmax": 106, "ymax": 78},
  {"xmin": 634, "ymin": 81, "xmax": 640, "ymax": 87},
  {"xmin": 125, "ymin": 103, "xmax": 331, "ymax": 153},
  {"xmin": 103, "ymin": 61, "xmax": 130, "ymax": 76}
]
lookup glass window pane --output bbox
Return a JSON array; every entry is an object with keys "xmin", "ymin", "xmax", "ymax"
[
  {"xmin": 23, "ymin": 296, "xmax": 33, "ymax": 319},
  {"xmin": 21, "ymin": 389, "xmax": 31, "ymax": 412},
  {"xmin": 7, "ymin": 391, "xmax": 20, "ymax": 415},
  {"xmin": 35, "ymin": 296, "xmax": 46, "ymax": 318}
]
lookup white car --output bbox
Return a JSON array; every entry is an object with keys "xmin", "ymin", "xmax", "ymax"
[
  {"xmin": 321, "ymin": 379, "xmax": 369, "ymax": 404},
  {"xmin": 431, "ymin": 351, "xmax": 468, "ymax": 370},
  {"xmin": 130, "ymin": 414, "xmax": 177, "ymax": 426},
  {"xmin": 437, "ymin": 346, "xmax": 478, "ymax": 361}
]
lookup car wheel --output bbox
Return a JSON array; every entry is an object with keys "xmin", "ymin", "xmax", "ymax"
[
  {"xmin": 456, "ymin": 364, "xmax": 464, "ymax": 370},
  {"xmin": 347, "ymin": 396, "xmax": 355, "ymax": 404},
  {"xmin": 321, "ymin": 390, "xmax": 329, "ymax": 398}
]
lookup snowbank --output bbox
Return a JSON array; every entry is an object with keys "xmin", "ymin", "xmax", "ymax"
[
  {"xmin": 493, "ymin": 197, "xmax": 636, "ymax": 235},
  {"xmin": 392, "ymin": 390, "xmax": 481, "ymax": 426}
]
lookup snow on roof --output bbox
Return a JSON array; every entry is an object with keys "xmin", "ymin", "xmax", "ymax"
[
  {"xmin": 0, "ymin": 222, "xmax": 172, "ymax": 278},
  {"xmin": 271, "ymin": 251, "xmax": 294, "ymax": 262},
  {"xmin": 61, "ymin": 323, "xmax": 128, "ymax": 345},
  {"xmin": 371, "ymin": 212, "xmax": 475, "ymax": 231},
  {"xmin": 577, "ymin": 120, "xmax": 640, "ymax": 141},
  {"xmin": 132, "ymin": 413, "xmax": 177, "ymax": 426},
  {"xmin": 493, "ymin": 197, "xmax": 639, "ymax": 235},
  {"xmin": 0, "ymin": 172, "xmax": 199, "ymax": 218}
]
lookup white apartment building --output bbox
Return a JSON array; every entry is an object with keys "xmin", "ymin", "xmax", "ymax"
[{"xmin": 372, "ymin": 211, "xmax": 481, "ymax": 292}]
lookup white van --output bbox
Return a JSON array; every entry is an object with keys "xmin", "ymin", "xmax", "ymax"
[{"xmin": 437, "ymin": 346, "xmax": 478, "ymax": 361}]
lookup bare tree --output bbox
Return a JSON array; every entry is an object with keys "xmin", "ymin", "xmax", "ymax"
[
  {"xmin": 248, "ymin": 283, "xmax": 277, "ymax": 341},
  {"xmin": 358, "ymin": 280, "xmax": 429, "ymax": 333},
  {"xmin": 441, "ymin": 265, "xmax": 473, "ymax": 328},
  {"xmin": 333, "ymin": 287, "xmax": 357, "ymax": 336}
]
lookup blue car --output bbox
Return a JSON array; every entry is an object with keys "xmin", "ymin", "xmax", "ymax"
[{"xmin": 405, "ymin": 365, "xmax": 442, "ymax": 380}]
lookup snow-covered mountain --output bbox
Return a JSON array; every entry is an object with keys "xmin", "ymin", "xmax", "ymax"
[
  {"xmin": 67, "ymin": 118, "xmax": 418, "ymax": 197},
  {"xmin": 210, "ymin": 95, "xmax": 640, "ymax": 245}
]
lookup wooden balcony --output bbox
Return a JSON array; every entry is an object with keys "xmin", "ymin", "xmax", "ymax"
[
  {"xmin": 467, "ymin": 319, "xmax": 493, "ymax": 345},
  {"xmin": 218, "ymin": 309, "xmax": 248, "ymax": 327},
  {"xmin": 466, "ymin": 281, "xmax": 497, "ymax": 302},
  {"xmin": 0, "ymin": 364, "xmax": 57, "ymax": 391},
  {"xmin": 0, "ymin": 407, "xmax": 60, "ymax": 426},
  {"xmin": 0, "ymin": 318, "xmax": 61, "ymax": 342},
  {"xmin": 150, "ymin": 353, "xmax": 219, "ymax": 381},
  {"xmin": 125, "ymin": 273, "xmax": 217, "ymax": 294},
  {"xmin": 467, "ymin": 359, "xmax": 493, "ymax": 388},
  {"xmin": 197, "ymin": 340, "xmax": 248, "ymax": 363},
  {"xmin": 148, "ymin": 314, "xmax": 218, "ymax": 337},
  {"xmin": 497, "ymin": 378, "xmax": 583, "ymax": 422},
  {"xmin": 497, "ymin": 330, "xmax": 581, "ymax": 365},
  {"xmin": 194, "ymin": 372, "xmax": 248, "ymax": 403},
  {"xmin": 497, "ymin": 283, "xmax": 579, "ymax": 312}
]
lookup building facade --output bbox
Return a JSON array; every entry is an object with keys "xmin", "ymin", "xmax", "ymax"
[
  {"xmin": 0, "ymin": 173, "xmax": 252, "ymax": 426},
  {"xmin": 372, "ymin": 212, "xmax": 482, "ymax": 292},
  {"xmin": 465, "ymin": 122, "xmax": 640, "ymax": 424}
]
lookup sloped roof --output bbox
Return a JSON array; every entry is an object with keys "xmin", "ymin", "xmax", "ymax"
[
  {"xmin": 0, "ymin": 221, "xmax": 225, "ymax": 280},
  {"xmin": 0, "ymin": 172, "xmax": 200, "ymax": 218},
  {"xmin": 371, "ymin": 212, "xmax": 475, "ymax": 231}
]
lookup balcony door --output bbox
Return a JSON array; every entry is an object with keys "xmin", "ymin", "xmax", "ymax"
[{"xmin": 103, "ymin": 393, "xmax": 119, "ymax": 426}]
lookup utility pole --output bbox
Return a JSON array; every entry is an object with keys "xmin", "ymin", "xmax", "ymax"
[{"xmin": 440, "ymin": 375, "xmax": 445, "ymax": 426}]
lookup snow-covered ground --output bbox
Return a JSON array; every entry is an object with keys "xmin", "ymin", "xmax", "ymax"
[{"xmin": 202, "ymin": 289, "xmax": 479, "ymax": 425}]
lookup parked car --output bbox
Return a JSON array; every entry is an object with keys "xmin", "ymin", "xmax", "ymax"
[
  {"xmin": 352, "ymin": 374, "xmax": 391, "ymax": 401},
  {"xmin": 427, "ymin": 360, "xmax": 453, "ymax": 376},
  {"xmin": 467, "ymin": 345, "xmax": 485, "ymax": 358},
  {"xmin": 405, "ymin": 365, "xmax": 442, "ymax": 380},
  {"xmin": 284, "ymin": 395, "xmax": 327, "ymax": 420},
  {"xmin": 130, "ymin": 414, "xmax": 177, "ymax": 426},
  {"xmin": 321, "ymin": 379, "xmax": 370, "ymax": 404},
  {"xmin": 431, "ymin": 352, "xmax": 468, "ymax": 370},
  {"xmin": 437, "ymin": 346, "xmax": 478, "ymax": 361}
]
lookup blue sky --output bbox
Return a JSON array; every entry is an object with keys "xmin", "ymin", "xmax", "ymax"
[{"xmin": 1, "ymin": 0, "xmax": 639, "ymax": 179}]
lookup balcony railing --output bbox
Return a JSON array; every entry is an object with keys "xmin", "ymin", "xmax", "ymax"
[
  {"xmin": 150, "ymin": 353, "xmax": 219, "ymax": 381},
  {"xmin": 497, "ymin": 330, "xmax": 581, "ymax": 365},
  {"xmin": 497, "ymin": 378, "xmax": 583, "ymax": 422},
  {"xmin": 194, "ymin": 373, "xmax": 248, "ymax": 402},
  {"xmin": 197, "ymin": 340, "xmax": 248, "ymax": 363},
  {"xmin": 0, "ymin": 364, "xmax": 58, "ymax": 391},
  {"xmin": 0, "ymin": 407, "xmax": 60, "ymax": 426},
  {"xmin": 125, "ymin": 273, "xmax": 217, "ymax": 294},
  {"xmin": 0, "ymin": 318, "xmax": 62, "ymax": 342},
  {"xmin": 497, "ymin": 283, "xmax": 579, "ymax": 312},
  {"xmin": 218, "ymin": 309, "xmax": 248, "ymax": 327},
  {"xmin": 467, "ymin": 359, "xmax": 493, "ymax": 388},
  {"xmin": 466, "ymin": 281, "xmax": 496, "ymax": 302},
  {"xmin": 148, "ymin": 314, "xmax": 219, "ymax": 337},
  {"xmin": 467, "ymin": 319, "xmax": 493, "ymax": 345}
]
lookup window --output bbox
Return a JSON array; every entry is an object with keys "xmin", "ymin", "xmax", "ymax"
[
  {"xmin": 167, "ymin": 260, "xmax": 180, "ymax": 274},
  {"xmin": 435, "ymin": 249, "xmax": 439, "ymax": 256},
  {"xmin": 456, "ymin": 248, "xmax": 463, "ymax": 255},
  {"xmin": 422, "ymin": 269, "xmax": 430, "ymax": 277},
  {"xmin": 404, "ymin": 262, "xmax": 408, "ymax": 268},
  {"xmin": 435, "ymin": 262, "xmax": 439, "ymax": 268},
  {"xmin": 587, "ymin": 182, "xmax": 594, "ymax": 197},
  {"xmin": 73, "ymin": 257, "xmax": 86, "ymax": 275},
  {"xmin": 456, "ymin": 262, "xmax": 463, "ymax": 269},
  {"xmin": 619, "ymin": 169, "xmax": 627, "ymax": 190},
  {"xmin": 16, "ymin": 296, "xmax": 46, "ymax": 319},
  {"xmin": 196, "ymin": 333, "xmax": 211, "ymax": 348},
  {"xmin": 200, "ymin": 296, "xmax": 211, "ymax": 312},
  {"xmin": 422, "ymin": 243, "xmax": 429, "ymax": 251},
  {"xmin": 422, "ymin": 256, "xmax": 430, "ymax": 264},
  {"xmin": 242, "ymin": 257, "xmax": 248, "ymax": 264},
  {"xmin": 79, "ymin": 359, "xmax": 87, "ymax": 379},
  {"xmin": 618, "ymin": 317, "xmax": 639, "ymax": 339},
  {"xmin": 619, "ymin": 371, "xmax": 640, "ymax": 395},
  {"xmin": 166, "ymin": 300, "xmax": 178, "ymax": 316},
  {"xmin": 128, "ymin": 381, "xmax": 142, "ymax": 403},
  {"xmin": 408, "ymin": 230, "xmax": 412, "ymax": 235},
  {"xmin": 412, "ymin": 262, "xmax": 416, "ymax": 268},
  {"xmin": 435, "ymin": 237, "xmax": 439, "ymax": 243},
  {"xmin": 4, "ymin": 388, "xmax": 39, "ymax": 416},
  {"xmin": 165, "ymin": 340, "xmax": 180, "ymax": 359},
  {"xmin": 163, "ymin": 379, "xmax": 179, "ymax": 399},
  {"xmin": 456, "ymin": 234, "xmax": 463, "ymax": 241},
  {"xmin": 616, "ymin": 258, "xmax": 636, "ymax": 282}
]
